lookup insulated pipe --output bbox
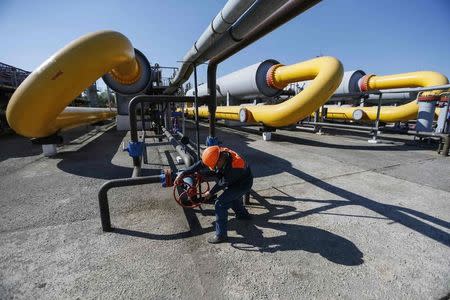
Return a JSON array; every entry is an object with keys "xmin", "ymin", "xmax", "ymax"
[
  {"xmin": 209, "ymin": 0, "xmax": 322, "ymax": 65},
  {"xmin": 186, "ymin": 60, "xmax": 282, "ymax": 101},
  {"xmin": 201, "ymin": 0, "xmax": 289, "ymax": 61},
  {"xmin": 166, "ymin": 0, "xmax": 293, "ymax": 94},
  {"xmin": 204, "ymin": 0, "xmax": 322, "ymax": 138},
  {"xmin": 164, "ymin": 0, "xmax": 256, "ymax": 94},
  {"xmin": 53, "ymin": 107, "xmax": 116, "ymax": 131},
  {"xmin": 6, "ymin": 31, "xmax": 149, "ymax": 138},
  {"xmin": 324, "ymin": 71, "xmax": 448, "ymax": 122},
  {"xmin": 187, "ymin": 56, "xmax": 343, "ymax": 127},
  {"xmin": 299, "ymin": 70, "xmax": 416, "ymax": 103}
]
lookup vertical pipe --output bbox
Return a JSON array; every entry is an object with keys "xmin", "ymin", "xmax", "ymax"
[
  {"xmin": 193, "ymin": 64, "xmax": 201, "ymax": 159},
  {"xmin": 207, "ymin": 63, "xmax": 217, "ymax": 138},
  {"xmin": 182, "ymin": 102, "xmax": 186, "ymax": 135},
  {"xmin": 371, "ymin": 93, "xmax": 382, "ymax": 143},
  {"xmin": 129, "ymin": 97, "xmax": 141, "ymax": 171},
  {"xmin": 140, "ymin": 102, "xmax": 146, "ymax": 133}
]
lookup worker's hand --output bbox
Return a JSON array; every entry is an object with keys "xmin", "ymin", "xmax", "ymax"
[
  {"xmin": 203, "ymin": 191, "xmax": 212, "ymax": 201},
  {"xmin": 174, "ymin": 175, "xmax": 183, "ymax": 185}
]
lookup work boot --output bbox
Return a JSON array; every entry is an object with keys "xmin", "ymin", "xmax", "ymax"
[{"xmin": 207, "ymin": 235, "xmax": 228, "ymax": 244}]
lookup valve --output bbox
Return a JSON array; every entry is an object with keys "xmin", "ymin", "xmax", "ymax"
[
  {"xmin": 173, "ymin": 173, "xmax": 210, "ymax": 208},
  {"xmin": 123, "ymin": 141, "xmax": 144, "ymax": 158}
]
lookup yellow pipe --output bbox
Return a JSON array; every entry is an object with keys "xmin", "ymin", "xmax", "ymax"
[
  {"xmin": 186, "ymin": 56, "xmax": 343, "ymax": 127},
  {"xmin": 55, "ymin": 107, "xmax": 117, "ymax": 132},
  {"xmin": 324, "ymin": 71, "xmax": 448, "ymax": 122},
  {"xmin": 6, "ymin": 30, "xmax": 141, "ymax": 138}
]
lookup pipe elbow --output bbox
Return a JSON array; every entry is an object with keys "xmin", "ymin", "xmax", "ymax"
[
  {"xmin": 419, "ymin": 71, "xmax": 449, "ymax": 99},
  {"xmin": 6, "ymin": 30, "xmax": 138, "ymax": 138}
]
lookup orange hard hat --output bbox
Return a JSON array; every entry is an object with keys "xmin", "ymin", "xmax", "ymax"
[{"xmin": 202, "ymin": 146, "xmax": 220, "ymax": 170}]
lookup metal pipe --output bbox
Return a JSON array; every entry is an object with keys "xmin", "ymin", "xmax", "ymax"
[
  {"xmin": 199, "ymin": 0, "xmax": 321, "ymax": 138},
  {"xmin": 299, "ymin": 122, "xmax": 373, "ymax": 131},
  {"xmin": 210, "ymin": 0, "xmax": 322, "ymax": 64},
  {"xmin": 186, "ymin": 59, "xmax": 282, "ymax": 101},
  {"xmin": 162, "ymin": 127, "xmax": 194, "ymax": 167},
  {"xmin": 98, "ymin": 175, "xmax": 161, "ymax": 232},
  {"xmin": 193, "ymin": 65, "xmax": 201, "ymax": 159},
  {"xmin": 207, "ymin": 63, "xmax": 218, "ymax": 138},
  {"xmin": 128, "ymin": 95, "xmax": 198, "ymax": 174},
  {"xmin": 175, "ymin": 132, "xmax": 200, "ymax": 160},
  {"xmin": 202, "ymin": 0, "xmax": 290, "ymax": 61},
  {"xmin": 165, "ymin": 0, "xmax": 256, "ymax": 94}
]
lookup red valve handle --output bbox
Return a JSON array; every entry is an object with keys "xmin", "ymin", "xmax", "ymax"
[{"xmin": 173, "ymin": 173, "xmax": 210, "ymax": 208}]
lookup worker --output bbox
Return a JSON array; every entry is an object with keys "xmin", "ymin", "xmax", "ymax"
[{"xmin": 175, "ymin": 145, "xmax": 253, "ymax": 244}]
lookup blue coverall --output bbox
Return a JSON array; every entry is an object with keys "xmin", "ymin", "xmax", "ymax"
[{"xmin": 180, "ymin": 152, "xmax": 253, "ymax": 237}]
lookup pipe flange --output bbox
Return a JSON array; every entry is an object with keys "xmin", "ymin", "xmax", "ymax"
[
  {"xmin": 109, "ymin": 63, "xmax": 141, "ymax": 85},
  {"xmin": 239, "ymin": 107, "xmax": 248, "ymax": 123},
  {"xmin": 440, "ymin": 95, "xmax": 450, "ymax": 103},
  {"xmin": 352, "ymin": 109, "xmax": 366, "ymax": 121},
  {"xmin": 102, "ymin": 48, "xmax": 152, "ymax": 95},
  {"xmin": 359, "ymin": 74, "xmax": 375, "ymax": 92},
  {"xmin": 266, "ymin": 64, "xmax": 285, "ymax": 90},
  {"xmin": 417, "ymin": 95, "xmax": 441, "ymax": 102}
]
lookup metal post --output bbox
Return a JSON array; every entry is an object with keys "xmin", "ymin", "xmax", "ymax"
[
  {"xmin": 368, "ymin": 93, "xmax": 382, "ymax": 144},
  {"xmin": 141, "ymin": 102, "xmax": 148, "ymax": 165},
  {"xmin": 207, "ymin": 63, "xmax": 217, "ymax": 139},
  {"xmin": 181, "ymin": 102, "xmax": 186, "ymax": 135},
  {"xmin": 140, "ymin": 102, "xmax": 146, "ymax": 134},
  {"xmin": 313, "ymin": 109, "xmax": 320, "ymax": 133},
  {"xmin": 193, "ymin": 64, "xmax": 201, "ymax": 159}
]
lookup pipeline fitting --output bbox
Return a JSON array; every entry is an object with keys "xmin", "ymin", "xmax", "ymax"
[
  {"xmin": 206, "ymin": 136, "xmax": 220, "ymax": 146},
  {"xmin": 124, "ymin": 141, "xmax": 144, "ymax": 158},
  {"xmin": 359, "ymin": 74, "xmax": 375, "ymax": 92},
  {"xmin": 160, "ymin": 169, "xmax": 177, "ymax": 188},
  {"xmin": 266, "ymin": 64, "xmax": 286, "ymax": 90},
  {"xmin": 103, "ymin": 48, "xmax": 152, "ymax": 95},
  {"xmin": 417, "ymin": 94, "xmax": 441, "ymax": 102},
  {"xmin": 109, "ymin": 61, "xmax": 141, "ymax": 85}
]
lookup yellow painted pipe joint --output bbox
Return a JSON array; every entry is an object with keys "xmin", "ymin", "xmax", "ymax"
[{"xmin": 109, "ymin": 59, "xmax": 141, "ymax": 85}]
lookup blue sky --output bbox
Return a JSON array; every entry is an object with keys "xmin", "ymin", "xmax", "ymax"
[{"xmin": 1, "ymin": 0, "xmax": 449, "ymax": 89}]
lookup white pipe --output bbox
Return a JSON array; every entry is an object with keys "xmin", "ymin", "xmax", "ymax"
[
  {"xmin": 165, "ymin": 0, "xmax": 290, "ymax": 94},
  {"xmin": 165, "ymin": 0, "xmax": 256, "ymax": 94}
]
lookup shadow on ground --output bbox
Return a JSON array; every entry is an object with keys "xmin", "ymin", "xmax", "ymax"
[{"xmin": 56, "ymin": 126, "xmax": 160, "ymax": 179}]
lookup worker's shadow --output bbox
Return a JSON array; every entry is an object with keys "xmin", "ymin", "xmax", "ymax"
[{"xmin": 198, "ymin": 192, "xmax": 364, "ymax": 266}]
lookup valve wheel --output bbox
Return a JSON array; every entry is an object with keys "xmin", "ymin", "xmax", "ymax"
[{"xmin": 173, "ymin": 173, "xmax": 210, "ymax": 208}]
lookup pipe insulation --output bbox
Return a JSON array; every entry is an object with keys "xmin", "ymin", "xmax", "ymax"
[
  {"xmin": 186, "ymin": 59, "xmax": 282, "ymax": 101},
  {"xmin": 164, "ymin": 0, "xmax": 256, "ymax": 94},
  {"xmin": 165, "ymin": 0, "xmax": 290, "ymax": 94}
]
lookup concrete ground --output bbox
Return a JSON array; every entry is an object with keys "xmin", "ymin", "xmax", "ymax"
[{"xmin": 0, "ymin": 121, "xmax": 449, "ymax": 299}]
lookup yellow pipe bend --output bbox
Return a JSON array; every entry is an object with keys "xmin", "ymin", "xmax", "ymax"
[
  {"xmin": 187, "ymin": 56, "xmax": 344, "ymax": 127},
  {"xmin": 325, "ymin": 71, "xmax": 448, "ymax": 122},
  {"xmin": 6, "ymin": 30, "xmax": 141, "ymax": 138}
]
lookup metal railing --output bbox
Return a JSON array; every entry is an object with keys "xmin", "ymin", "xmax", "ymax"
[{"xmin": 0, "ymin": 62, "xmax": 31, "ymax": 88}]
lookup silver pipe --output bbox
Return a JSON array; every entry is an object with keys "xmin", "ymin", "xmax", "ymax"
[
  {"xmin": 162, "ymin": 127, "xmax": 194, "ymax": 167},
  {"xmin": 165, "ymin": 0, "xmax": 256, "ymax": 94},
  {"xmin": 201, "ymin": 0, "xmax": 289, "ymax": 61}
]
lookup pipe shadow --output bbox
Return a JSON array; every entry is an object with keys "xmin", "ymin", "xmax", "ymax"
[
  {"xmin": 230, "ymin": 125, "xmax": 436, "ymax": 152},
  {"xmin": 0, "ymin": 134, "xmax": 43, "ymax": 162},
  {"xmin": 56, "ymin": 126, "xmax": 160, "ymax": 179},
  {"xmin": 183, "ymin": 124, "xmax": 450, "ymax": 247}
]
